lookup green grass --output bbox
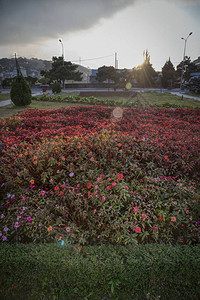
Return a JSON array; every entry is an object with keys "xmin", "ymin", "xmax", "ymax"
[
  {"xmin": 0, "ymin": 93, "xmax": 10, "ymax": 101},
  {"xmin": 184, "ymin": 91, "xmax": 200, "ymax": 98},
  {"xmin": 136, "ymin": 91, "xmax": 200, "ymax": 107},
  {"xmin": 1, "ymin": 243, "xmax": 199, "ymax": 299},
  {"xmin": 0, "ymin": 100, "xmax": 91, "ymax": 119}
]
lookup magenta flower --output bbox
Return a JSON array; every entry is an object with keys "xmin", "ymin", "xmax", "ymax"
[
  {"xmin": 41, "ymin": 190, "xmax": 46, "ymax": 196},
  {"xmin": 27, "ymin": 216, "xmax": 32, "ymax": 223}
]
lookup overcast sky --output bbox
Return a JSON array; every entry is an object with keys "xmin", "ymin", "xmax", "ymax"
[{"xmin": 0, "ymin": 0, "xmax": 200, "ymax": 71}]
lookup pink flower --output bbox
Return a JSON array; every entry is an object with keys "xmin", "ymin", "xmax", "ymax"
[
  {"xmin": 159, "ymin": 217, "xmax": 163, "ymax": 221},
  {"xmin": 141, "ymin": 214, "xmax": 147, "ymax": 219},
  {"xmin": 112, "ymin": 182, "xmax": 117, "ymax": 186},
  {"xmin": 135, "ymin": 227, "xmax": 141, "ymax": 233},
  {"xmin": 102, "ymin": 196, "xmax": 106, "ymax": 201},
  {"xmin": 153, "ymin": 226, "xmax": 158, "ymax": 231},
  {"xmin": 41, "ymin": 190, "xmax": 46, "ymax": 196},
  {"xmin": 107, "ymin": 186, "xmax": 111, "ymax": 191},
  {"xmin": 14, "ymin": 222, "xmax": 20, "ymax": 228},
  {"xmin": 133, "ymin": 207, "xmax": 138, "ymax": 213},
  {"xmin": 118, "ymin": 174, "xmax": 123, "ymax": 179}
]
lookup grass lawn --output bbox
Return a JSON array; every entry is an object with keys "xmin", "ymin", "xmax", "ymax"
[
  {"xmin": 0, "ymin": 93, "xmax": 11, "ymax": 101},
  {"xmin": 0, "ymin": 99, "xmax": 92, "ymax": 119}
]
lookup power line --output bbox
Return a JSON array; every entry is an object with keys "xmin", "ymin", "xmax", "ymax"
[{"xmin": 72, "ymin": 54, "xmax": 113, "ymax": 63}]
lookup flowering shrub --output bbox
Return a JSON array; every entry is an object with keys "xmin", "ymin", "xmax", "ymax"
[{"xmin": 0, "ymin": 106, "xmax": 199, "ymax": 245}]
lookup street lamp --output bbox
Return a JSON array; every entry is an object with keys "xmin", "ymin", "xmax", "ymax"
[
  {"xmin": 59, "ymin": 39, "xmax": 64, "ymax": 66},
  {"xmin": 180, "ymin": 32, "xmax": 192, "ymax": 90}
]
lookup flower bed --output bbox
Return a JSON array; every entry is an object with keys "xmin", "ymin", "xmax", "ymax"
[{"xmin": 0, "ymin": 105, "xmax": 199, "ymax": 245}]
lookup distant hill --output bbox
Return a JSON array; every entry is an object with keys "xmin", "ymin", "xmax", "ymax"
[
  {"xmin": 0, "ymin": 57, "xmax": 52, "ymax": 75},
  {"xmin": 0, "ymin": 57, "xmax": 91, "ymax": 81}
]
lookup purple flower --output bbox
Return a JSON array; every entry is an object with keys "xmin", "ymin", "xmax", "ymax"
[
  {"xmin": 195, "ymin": 221, "xmax": 200, "ymax": 227},
  {"xmin": 1, "ymin": 214, "xmax": 4, "ymax": 219},
  {"xmin": 69, "ymin": 172, "xmax": 74, "ymax": 177},
  {"xmin": 27, "ymin": 216, "xmax": 32, "ymax": 223},
  {"xmin": 4, "ymin": 227, "xmax": 8, "ymax": 232},
  {"xmin": 2, "ymin": 236, "xmax": 7, "ymax": 241}
]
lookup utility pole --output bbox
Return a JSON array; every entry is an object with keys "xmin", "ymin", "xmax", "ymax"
[{"xmin": 115, "ymin": 52, "xmax": 118, "ymax": 69}]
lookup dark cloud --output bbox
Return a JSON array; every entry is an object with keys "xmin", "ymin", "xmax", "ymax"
[{"xmin": 0, "ymin": 0, "xmax": 135, "ymax": 45}]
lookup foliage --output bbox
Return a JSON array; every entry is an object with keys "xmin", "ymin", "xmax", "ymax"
[
  {"xmin": 52, "ymin": 82, "xmax": 61, "ymax": 94},
  {"xmin": 176, "ymin": 56, "xmax": 198, "ymax": 82},
  {"xmin": 40, "ymin": 56, "xmax": 82, "ymax": 87},
  {"xmin": 0, "ymin": 106, "xmax": 199, "ymax": 245},
  {"xmin": 26, "ymin": 76, "xmax": 38, "ymax": 86},
  {"xmin": 0, "ymin": 243, "xmax": 200, "ymax": 299},
  {"xmin": 2, "ymin": 78, "xmax": 14, "ymax": 88},
  {"xmin": 10, "ymin": 75, "xmax": 32, "ymax": 106},
  {"xmin": 131, "ymin": 50, "xmax": 157, "ymax": 88},
  {"xmin": 96, "ymin": 65, "xmax": 121, "ymax": 89},
  {"xmin": 186, "ymin": 77, "xmax": 200, "ymax": 94},
  {"xmin": 162, "ymin": 58, "xmax": 177, "ymax": 88}
]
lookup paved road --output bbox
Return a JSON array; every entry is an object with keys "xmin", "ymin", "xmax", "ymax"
[{"xmin": 0, "ymin": 88, "xmax": 200, "ymax": 107}]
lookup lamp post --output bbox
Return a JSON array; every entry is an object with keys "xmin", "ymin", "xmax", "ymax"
[
  {"xmin": 59, "ymin": 39, "xmax": 64, "ymax": 66},
  {"xmin": 180, "ymin": 32, "xmax": 192, "ymax": 90}
]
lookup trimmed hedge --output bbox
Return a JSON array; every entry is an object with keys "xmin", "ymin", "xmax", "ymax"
[
  {"xmin": 10, "ymin": 75, "xmax": 32, "ymax": 106},
  {"xmin": 0, "ymin": 243, "xmax": 200, "ymax": 299}
]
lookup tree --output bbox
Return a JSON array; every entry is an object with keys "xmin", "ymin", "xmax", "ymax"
[
  {"xmin": 2, "ymin": 78, "xmax": 14, "ymax": 88},
  {"xmin": 176, "ymin": 56, "xmax": 198, "ymax": 83},
  {"xmin": 96, "ymin": 66, "xmax": 122, "ymax": 90},
  {"xmin": 25, "ymin": 76, "xmax": 37, "ymax": 86},
  {"xmin": 10, "ymin": 55, "xmax": 32, "ymax": 106},
  {"xmin": 131, "ymin": 50, "xmax": 157, "ymax": 88},
  {"xmin": 161, "ymin": 58, "xmax": 177, "ymax": 88},
  {"xmin": 40, "ymin": 56, "xmax": 82, "ymax": 87}
]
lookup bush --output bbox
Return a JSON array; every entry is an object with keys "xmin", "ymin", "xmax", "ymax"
[
  {"xmin": 0, "ymin": 106, "xmax": 199, "ymax": 245},
  {"xmin": 10, "ymin": 75, "xmax": 32, "ymax": 106},
  {"xmin": 186, "ymin": 77, "xmax": 200, "ymax": 94},
  {"xmin": 52, "ymin": 82, "xmax": 61, "ymax": 94}
]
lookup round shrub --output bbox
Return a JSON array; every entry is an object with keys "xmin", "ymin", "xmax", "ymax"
[
  {"xmin": 10, "ymin": 75, "xmax": 32, "ymax": 106},
  {"xmin": 52, "ymin": 82, "xmax": 61, "ymax": 94}
]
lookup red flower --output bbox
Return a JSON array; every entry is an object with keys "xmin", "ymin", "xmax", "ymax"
[
  {"xmin": 159, "ymin": 217, "xmax": 163, "ymax": 221},
  {"xmin": 141, "ymin": 214, "xmax": 147, "ymax": 219},
  {"xmin": 153, "ymin": 226, "xmax": 158, "ymax": 231},
  {"xmin": 87, "ymin": 182, "xmax": 91, "ymax": 189},
  {"xmin": 135, "ymin": 227, "xmax": 141, "ymax": 233},
  {"xmin": 54, "ymin": 186, "xmax": 59, "ymax": 191},
  {"xmin": 118, "ymin": 174, "xmax": 123, "ymax": 179},
  {"xmin": 133, "ymin": 207, "xmax": 138, "ymax": 213}
]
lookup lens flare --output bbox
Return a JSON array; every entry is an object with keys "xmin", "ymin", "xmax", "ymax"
[
  {"xmin": 112, "ymin": 107, "xmax": 123, "ymax": 120},
  {"xmin": 126, "ymin": 82, "xmax": 132, "ymax": 90}
]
